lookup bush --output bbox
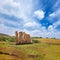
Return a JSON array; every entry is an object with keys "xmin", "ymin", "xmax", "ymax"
[
  {"xmin": 8, "ymin": 37, "xmax": 15, "ymax": 42},
  {"xmin": 54, "ymin": 37, "xmax": 56, "ymax": 39},
  {"xmin": 32, "ymin": 40, "xmax": 40, "ymax": 43},
  {"xmin": 40, "ymin": 37, "xmax": 42, "ymax": 38},
  {"xmin": 0, "ymin": 36, "xmax": 15, "ymax": 42},
  {"xmin": 0, "ymin": 36, "xmax": 7, "ymax": 41}
]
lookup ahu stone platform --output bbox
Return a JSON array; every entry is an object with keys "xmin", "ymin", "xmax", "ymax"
[{"xmin": 15, "ymin": 31, "xmax": 32, "ymax": 44}]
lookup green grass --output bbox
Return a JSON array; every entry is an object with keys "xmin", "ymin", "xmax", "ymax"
[
  {"xmin": 0, "ymin": 34, "xmax": 60, "ymax": 60},
  {"xmin": 15, "ymin": 43, "xmax": 60, "ymax": 60},
  {"xmin": 0, "ymin": 41, "xmax": 60, "ymax": 60}
]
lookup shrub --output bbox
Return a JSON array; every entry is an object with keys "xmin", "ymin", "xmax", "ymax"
[
  {"xmin": 0, "ymin": 36, "xmax": 6, "ymax": 41},
  {"xmin": 46, "ymin": 37, "xmax": 48, "ymax": 39},
  {"xmin": 0, "ymin": 36, "xmax": 15, "ymax": 42},
  {"xmin": 8, "ymin": 37, "xmax": 15, "ymax": 42},
  {"xmin": 54, "ymin": 37, "xmax": 56, "ymax": 39},
  {"xmin": 40, "ymin": 37, "xmax": 42, "ymax": 38},
  {"xmin": 32, "ymin": 40, "xmax": 40, "ymax": 43}
]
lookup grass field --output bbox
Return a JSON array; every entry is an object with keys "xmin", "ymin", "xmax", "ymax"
[{"xmin": 0, "ymin": 38, "xmax": 60, "ymax": 60}]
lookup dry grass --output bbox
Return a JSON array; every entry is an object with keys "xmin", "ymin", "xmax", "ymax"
[
  {"xmin": 0, "ymin": 38, "xmax": 60, "ymax": 60},
  {"xmin": 32, "ymin": 38, "xmax": 60, "ymax": 44},
  {"xmin": 0, "ymin": 42, "xmax": 26, "ymax": 60}
]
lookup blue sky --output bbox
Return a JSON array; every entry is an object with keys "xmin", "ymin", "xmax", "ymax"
[{"xmin": 0, "ymin": 0, "xmax": 60, "ymax": 38}]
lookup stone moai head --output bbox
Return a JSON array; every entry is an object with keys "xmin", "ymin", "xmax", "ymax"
[
  {"xmin": 15, "ymin": 31, "xmax": 32, "ymax": 44},
  {"xmin": 19, "ymin": 32, "xmax": 23, "ymax": 37},
  {"xmin": 27, "ymin": 34, "xmax": 30, "ymax": 38},
  {"xmin": 15, "ymin": 31, "xmax": 18, "ymax": 36}
]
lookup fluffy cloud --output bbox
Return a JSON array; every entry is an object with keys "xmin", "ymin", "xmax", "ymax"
[
  {"xmin": 49, "ymin": 9, "xmax": 60, "ymax": 18},
  {"xmin": 0, "ymin": 0, "xmax": 36, "ymax": 36},
  {"xmin": 34, "ymin": 10, "xmax": 45, "ymax": 20},
  {"xmin": 49, "ymin": 8, "xmax": 60, "ymax": 29},
  {"xmin": 48, "ymin": 25, "xmax": 54, "ymax": 31},
  {"xmin": 0, "ymin": 23, "xmax": 20, "ymax": 36},
  {"xmin": 0, "ymin": 0, "xmax": 33, "ymax": 21},
  {"xmin": 0, "ymin": 0, "xmax": 60, "ymax": 39},
  {"xmin": 53, "ymin": 20, "xmax": 60, "ymax": 28},
  {"xmin": 24, "ymin": 21, "xmax": 40, "ymax": 28},
  {"xmin": 0, "ymin": 0, "xmax": 20, "ymax": 16},
  {"xmin": 53, "ymin": 0, "xmax": 60, "ymax": 10}
]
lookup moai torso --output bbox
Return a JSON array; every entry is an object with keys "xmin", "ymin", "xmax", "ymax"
[
  {"xmin": 15, "ymin": 31, "xmax": 18, "ymax": 44},
  {"xmin": 24, "ymin": 33, "xmax": 31, "ymax": 43},
  {"xmin": 15, "ymin": 31, "xmax": 32, "ymax": 44},
  {"xmin": 18, "ymin": 32, "xmax": 24, "ymax": 44},
  {"xmin": 26, "ymin": 34, "xmax": 31, "ymax": 43}
]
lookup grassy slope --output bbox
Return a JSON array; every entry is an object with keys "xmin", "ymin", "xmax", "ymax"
[
  {"xmin": 0, "ymin": 39, "xmax": 60, "ymax": 60},
  {"xmin": 32, "ymin": 38, "xmax": 60, "ymax": 44},
  {"xmin": 0, "ymin": 33, "xmax": 9, "ymax": 37}
]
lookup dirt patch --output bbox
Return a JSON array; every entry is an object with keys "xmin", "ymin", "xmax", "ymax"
[
  {"xmin": 0, "ymin": 52, "xmax": 18, "ymax": 57},
  {"xmin": 28, "ymin": 54, "xmax": 39, "ymax": 58}
]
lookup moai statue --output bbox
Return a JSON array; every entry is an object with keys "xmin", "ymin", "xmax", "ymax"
[
  {"xmin": 23, "ymin": 33, "xmax": 27, "ymax": 43},
  {"xmin": 15, "ymin": 31, "xmax": 18, "ymax": 44},
  {"xmin": 27, "ymin": 34, "xmax": 31, "ymax": 43},
  {"xmin": 22, "ymin": 32, "xmax": 26, "ymax": 43},
  {"xmin": 26, "ymin": 34, "xmax": 31, "ymax": 43},
  {"xmin": 15, "ymin": 31, "xmax": 32, "ymax": 44},
  {"xmin": 18, "ymin": 32, "xmax": 24, "ymax": 44},
  {"xmin": 24, "ymin": 33, "xmax": 31, "ymax": 43}
]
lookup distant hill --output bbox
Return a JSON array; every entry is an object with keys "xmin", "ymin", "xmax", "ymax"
[
  {"xmin": 0, "ymin": 33, "xmax": 15, "ymax": 42},
  {"xmin": 0, "ymin": 33, "xmax": 10, "ymax": 37}
]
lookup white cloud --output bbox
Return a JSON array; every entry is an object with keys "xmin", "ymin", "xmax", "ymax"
[
  {"xmin": 47, "ymin": 20, "xmax": 60, "ymax": 32},
  {"xmin": 0, "ymin": 0, "xmax": 38, "ymax": 37},
  {"xmin": 53, "ymin": 20, "xmax": 60, "ymax": 28},
  {"xmin": 0, "ymin": 0, "xmax": 20, "ymax": 16},
  {"xmin": 49, "ymin": 9, "xmax": 60, "ymax": 19},
  {"xmin": 0, "ymin": 0, "xmax": 60, "ymax": 39},
  {"xmin": 48, "ymin": 8, "xmax": 60, "ymax": 25},
  {"xmin": 0, "ymin": 0, "xmax": 34, "ymax": 21},
  {"xmin": 0, "ymin": 18, "xmax": 23, "ymax": 29},
  {"xmin": 29, "ymin": 28, "xmax": 60, "ymax": 38},
  {"xmin": 0, "ymin": 0, "xmax": 20, "ymax": 7},
  {"xmin": 49, "ymin": 13, "xmax": 55, "ymax": 17},
  {"xmin": 24, "ymin": 21, "xmax": 39, "ymax": 28},
  {"xmin": 48, "ymin": 25, "xmax": 54, "ymax": 31},
  {"xmin": 53, "ymin": 0, "xmax": 60, "ymax": 10},
  {"xmin": 49, "ymin": 8, "xmax": 60, "ymax": 29},
  {"xmin": 0, "ymin": 23, "xmax": 20, "ymax": 36},
  {"xmin": 0, "ymin": 20, "xmax": 60, "ymax": 38},
  {"xmin": 34, "ymin": 10, "xmax": 45, "ymax": 20}
]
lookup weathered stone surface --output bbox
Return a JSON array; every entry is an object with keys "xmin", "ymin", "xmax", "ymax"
[
  {"xmin": 15, "ymin": 31, "xmax": 18, "ymax": 44},
  {"xmin": 15, "ymin": 31, "xmax": 32, "ymax": 44}
]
